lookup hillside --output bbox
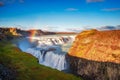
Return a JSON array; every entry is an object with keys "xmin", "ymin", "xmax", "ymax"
[
  {"xmin": 0, "ymin": 27, "xmax": 76, "ymax": 38},
  {"xmin": 0, "ymin": 28, "xmax": 82, "ymax": 80},
  {"xmin": 0, "ymin": 41, "xmax": 82, "ymax": 80},
  {"xmin": 68, "ymin": 29, "xmax": 120, "ymax": 80},
  {"xmin": 69, "ymin": 29, "xmax": 120, "ymax": 63}
]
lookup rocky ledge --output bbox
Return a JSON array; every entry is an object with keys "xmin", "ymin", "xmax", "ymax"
[
  {"xmin": 68, "ymin": 29, "xmax": 120, "ymax": 80},
  {"xmin": 0, "ymin": 64, "xmax": 16, "ymax": 80}
]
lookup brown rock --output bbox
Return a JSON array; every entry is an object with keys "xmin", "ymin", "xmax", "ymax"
[
  {"xmin": 69, "ymin": 29, "xmax": 120, "ymax": 64},
  {"xmin": 68, "ymin": 29, "xmax": 120, "ymax": 80}
]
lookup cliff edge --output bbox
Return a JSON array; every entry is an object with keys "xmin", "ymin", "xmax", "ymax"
[{"xmin": 68, "ymin": 29, "xmax": 120, "ymax": 80}]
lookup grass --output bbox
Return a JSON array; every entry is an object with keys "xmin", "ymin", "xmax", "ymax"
[{"xmin": 0, "ymin": 41, "xmax": 82, "ymax": 80}]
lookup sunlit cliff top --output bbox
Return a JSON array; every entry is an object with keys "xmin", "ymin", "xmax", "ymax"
[{"xmin": 69, "ymin": 29, "xmax": 120, "ymax": 64}]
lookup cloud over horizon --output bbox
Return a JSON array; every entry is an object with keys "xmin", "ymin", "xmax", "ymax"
[
  {"xmin": 41, "ymin": 26, "xmax": 60, "ymax": 32},
  {"xmin": 66, "ymin": 27, "xmax": 85, "ymax": 32},
  {"xmin": 97, "ymin": 25, "xmax": 120, "ymax": 30},
  {"xmin": 102, "ymin": 8, "xmax": 120, "ymax": 11},
  {"xmin": 67, "ymin": 25, "xmax": 120, "ymax": 32}
]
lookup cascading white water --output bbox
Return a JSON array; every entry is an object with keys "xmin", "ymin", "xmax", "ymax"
[
  {"xmin": 18, "ymin": 35, "xmax": 75, "ymax": 71},
  {"xmin": 26, "ymin": 46, "xmax": 68, "ymax": 70}
]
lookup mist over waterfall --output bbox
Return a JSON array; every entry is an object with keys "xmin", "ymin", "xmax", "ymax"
[{"xmin": 18, "ymin": 35, "xmax": 75, "ymax": 71}]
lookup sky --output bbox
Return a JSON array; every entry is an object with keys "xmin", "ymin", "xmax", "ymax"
[{"xmin": 0, "ymin": 0, "xmax": 120, "ymax": 32}]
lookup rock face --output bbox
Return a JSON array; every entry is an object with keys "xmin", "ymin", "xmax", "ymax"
[
  {"xmin": 18, "ymin": 35, "xmax": 75, "ymax": 71},
  {"xmin": 0, "ymin": 64, "xmax": 16, "ymax": 80},
  {"xmin": 68, "ymin": 29, "xmax": 120, "ymax": 80},
  {"xmin": 0, "ymin": 28, "xmax": 21, "ymax": 36}
]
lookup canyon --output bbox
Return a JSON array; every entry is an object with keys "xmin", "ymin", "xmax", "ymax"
[
  {"xmin": 68, "ymin": 29, "xmax": 120, "ymax": 80},
  {"xmin": 18, "ymin": 35, "xmax": 76, "ymax": 71},
  {"xmin": 0, "ymin": 27, "xmax": 120, "ymax": 80}
]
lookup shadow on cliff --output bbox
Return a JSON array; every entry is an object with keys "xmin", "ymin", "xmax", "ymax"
[{"xmin": 66, "ymin": 54, "xmax": 120, "ymax": 80}]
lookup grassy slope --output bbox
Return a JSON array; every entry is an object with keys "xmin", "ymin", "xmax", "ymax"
[{"xmin": 0, "ymin": 41, "xmax": 82, "ymax": 80}]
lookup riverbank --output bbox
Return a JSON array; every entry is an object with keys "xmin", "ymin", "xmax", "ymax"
[{"xmin": 0, "ymin": 41, "xmax": 82, "ymax": 80}]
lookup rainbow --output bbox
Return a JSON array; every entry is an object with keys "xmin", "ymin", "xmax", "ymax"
[{"xmin": 29, "ymin": 30, "xmax": 37, "ymax": 42}]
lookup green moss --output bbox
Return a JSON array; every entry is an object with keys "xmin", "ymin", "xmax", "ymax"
[{"xmin": 0, "ymin": 42, "xmax": 82, "ymax": 80}]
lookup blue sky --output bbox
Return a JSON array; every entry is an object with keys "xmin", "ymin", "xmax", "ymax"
[{"xmin": 0, "ymin": 0, "xmax": 120, "ymax": 31}]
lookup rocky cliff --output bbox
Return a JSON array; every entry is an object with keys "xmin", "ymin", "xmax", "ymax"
[
  {"xmin": 0, "ymin": 28, "xmax": 49, "ymax": 40},
  {"xmin": 0, "ymin": 64, "xmax": 16, "ymax": 80},
  {"xmin": 0, "ymin": 28, "xmax": 21, "ymax": 36},
  {"xmin": 68, "ymin": 29, "xmax": 120, "ymax": 80}
]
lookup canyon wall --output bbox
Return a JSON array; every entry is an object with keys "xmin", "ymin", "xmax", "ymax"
[{"xmin": 68, "ymin": 29, "xmax": 120, "ymax": 80}]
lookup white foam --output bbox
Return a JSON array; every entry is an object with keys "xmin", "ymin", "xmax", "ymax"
[{"xmin": 19, "ymin": 35, "xmax": 76, "ymax": 71}]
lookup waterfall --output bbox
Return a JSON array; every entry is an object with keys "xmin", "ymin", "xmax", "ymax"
[
  {"xmin": 26, "ymin": 47, "xmax": 68, "ymax": 70},
  {"xmin": 18, "ymin": 35, "xmax": 75, "ymax": 71}
]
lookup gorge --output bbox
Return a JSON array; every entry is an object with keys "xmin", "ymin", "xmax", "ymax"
[
  {"xmin": 18, "ymin": 34, "xmax": 76, "ymax": 71},
  {"xmin": 17, "ymin": 29, "xmax": 120, "ymax": 80},
  {"xmin": 68, "ymin": 29, "xmax": 120, "ymax": 80},
  {"xmin": 1, "ymin": 28, "xmax": 120, "ymax": 80}
]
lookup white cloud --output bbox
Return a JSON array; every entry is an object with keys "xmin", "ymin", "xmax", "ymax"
[
  {"xmin": 97, "ymin": 25, "xmax": 120, "ymax": 31},
  {"xmin": 102, "ymin": 8, "xmax": 120, "ymax": 11},
  {"xmin": 41, "ymin": 26, "xmax": 59, "ymax": 32},
  {"xmin": 65, "ymin": 8, "xmax": 79, "ymax": 11},
  {"xmin": 86, "ymin": 0, "xmax": 104, "ymax": 3},
  {"xmin": 66, "ymin": 27, "xmax": 84, "ymax": 32}
]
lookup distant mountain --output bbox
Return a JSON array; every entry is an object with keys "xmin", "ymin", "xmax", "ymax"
[
  {"xmin": 0, "ymin": 28, "xmax": 21, "ymax": 36},
  {"xmin": 0, "ymin": 27, "xmax": 76, "ymax": 36},
  {"xmin": 0, "ymin": 27, "xmax": 76, "ymax": 40},
  {"xmin": 0, "ymin": 28, "xmax": 20, "ymax": 41},
  {"xmin": 98, "ymin": 25, "xmax": 120, "ymax": 30},
  {"xmin": 29, "ymin": 29, "xmax": 56, "ymax": 36}
]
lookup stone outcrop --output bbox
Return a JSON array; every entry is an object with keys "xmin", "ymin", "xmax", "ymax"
[
  {"xmin": 68, "ymin": 29, "xmax": 120, "ymax": 80},
  {"xmin": 0, "ymin": 28, "xmax": 21, "ymax": 36},
  {"xmin": 0, "ymin": 64, "xmax": 16, "ymax": 80}
]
